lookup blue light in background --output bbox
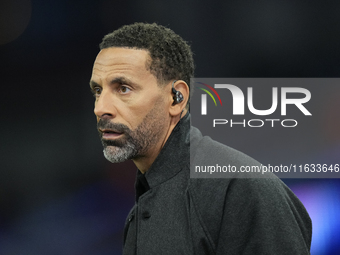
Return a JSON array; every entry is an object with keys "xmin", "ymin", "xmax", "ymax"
[{"xmin": 288, "ymin": 180, "xmax": 340, "ymax": 255}]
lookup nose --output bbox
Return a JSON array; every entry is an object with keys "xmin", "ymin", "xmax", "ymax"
[{"xmin": 94, "ymin": 90, "xmax": 116, "ymax": 119}]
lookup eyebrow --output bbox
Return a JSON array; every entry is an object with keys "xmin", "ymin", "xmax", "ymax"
[
  {"xmin": 110, "ymin": 76, "xmax": 134, "ymax": 86},
  {"xmin": 89, "ymin": 76, "xmax": 136, "ymax": 90}
]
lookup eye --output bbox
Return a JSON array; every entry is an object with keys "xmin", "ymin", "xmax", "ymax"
[
  {"xmin": 91, "ymin": 86, "xmax": 102, "ymax": 97},
  {"xmin": 119, "ymin": 85, "xmax": 131, "ymax": 94}
]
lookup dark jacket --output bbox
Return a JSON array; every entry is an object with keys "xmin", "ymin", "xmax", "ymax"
[{"xmin": 123, "ymin": 113, "xmax": 312, "ymax": 255}]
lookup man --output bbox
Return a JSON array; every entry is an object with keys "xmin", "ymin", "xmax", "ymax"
[{"xmin": 90, "ymin": 23, "xmax": 312, "ymax": 254}]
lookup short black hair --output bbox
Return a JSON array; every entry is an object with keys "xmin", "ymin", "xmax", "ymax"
[{"xmin": 99, "ymin": 22, "xmax": 194, "ymax": 105}]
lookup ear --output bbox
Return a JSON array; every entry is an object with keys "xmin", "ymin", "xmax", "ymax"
[{"xmin": 168, "ymin": 80, "xmax": 189, "ymax": 117}]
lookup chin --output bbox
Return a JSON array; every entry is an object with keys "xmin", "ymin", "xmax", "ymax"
[{"xmin": 103, "ymin": 146, "xmax": 136, "ymax": 163}]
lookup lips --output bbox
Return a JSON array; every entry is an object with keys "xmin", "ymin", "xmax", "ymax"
[{"xmin": 99, "ymin": 129, "xmax": 124, "ymax": 139}]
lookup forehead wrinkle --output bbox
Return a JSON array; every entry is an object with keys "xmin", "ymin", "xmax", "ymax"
[
  {"xmin": 95, "ymin": 48, "xmax": 149, "ymax": 66},
  {"xmin": 93, "ymin": 62, "xmax": 135, "ymax": 72},
  {"xmin": 92, "ymin": 68, "xmax": 152, "ymax": 89},
  {"xmin": 91, "ymin": 48, "xmax": 157, "ymax": 86},
  {"xmin": 93, "ymin": 58, "xmax": 149, "ymax": 73}
]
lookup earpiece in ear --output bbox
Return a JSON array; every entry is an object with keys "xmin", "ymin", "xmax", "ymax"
[
  {"xmin": 173, "ymin": 90, "xmax": 184, "ymax": 104},
  {"xmin": 171, "ymin": 80, "xmax": 184, "ymax": 104}
]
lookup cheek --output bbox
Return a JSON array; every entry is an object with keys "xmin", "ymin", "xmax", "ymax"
[
  {"xmin": 127, "ymin": 96, "xmax": 167, "ymax": 126},
  {"xmin": 131, "ymin": 91, "xmax": 165, "ymax": 113}
]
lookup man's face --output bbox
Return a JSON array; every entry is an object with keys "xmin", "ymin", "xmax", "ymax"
[{"xmin": 90, "ymin": 47, "xmax": 170, "ymax": 163}]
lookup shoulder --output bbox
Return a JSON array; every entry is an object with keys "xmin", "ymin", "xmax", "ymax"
[
  {"xmin": 191, "ymin": 126, "xmax": 261, "ymax": 165},
  {"xmin": 190, "ymin": 126, "xmax": 271, "ymax": 179},
  {"xmin": 187, "ymin": 127, "xmax": 311, "ymax": 251},
  {"xmin": 189, "ymin": 127, "xmax": 308, "ymax": 220}
]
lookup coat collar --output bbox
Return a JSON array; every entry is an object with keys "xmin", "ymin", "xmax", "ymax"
[{"xmin": 142, "ymin": 112, "xmax": 191, "ymax": 189}]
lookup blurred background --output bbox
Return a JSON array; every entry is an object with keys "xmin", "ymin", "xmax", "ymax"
[{"xmin": 1, "ymin": 0, "xmax": 339, "ymax": 254}]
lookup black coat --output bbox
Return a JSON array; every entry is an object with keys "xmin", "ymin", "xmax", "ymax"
[{"xmin": 123, "ymin": 113, "xmax": 312, "ymax": 254}]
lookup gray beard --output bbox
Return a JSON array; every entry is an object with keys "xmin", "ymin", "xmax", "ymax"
[
  {"xmin": 100, "ymin": 123, "xmax": 148, "ymax": 163},
  {"xmin": 103, "ymin": 139, "xmax": 138, "ymax": 163},
  {"xmin": 98, "ymin": 103, "xmax": 167, "ymax": 163}
]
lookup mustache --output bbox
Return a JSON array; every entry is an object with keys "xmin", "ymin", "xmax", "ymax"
[{"xmin": 97, "ymin": 119, "xmax": 131, "ymax": 134}]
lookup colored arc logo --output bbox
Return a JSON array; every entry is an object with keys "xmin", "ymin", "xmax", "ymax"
[{"xmin": 196, "ymin": 82, "xmax": 223, "ymax": 106}]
